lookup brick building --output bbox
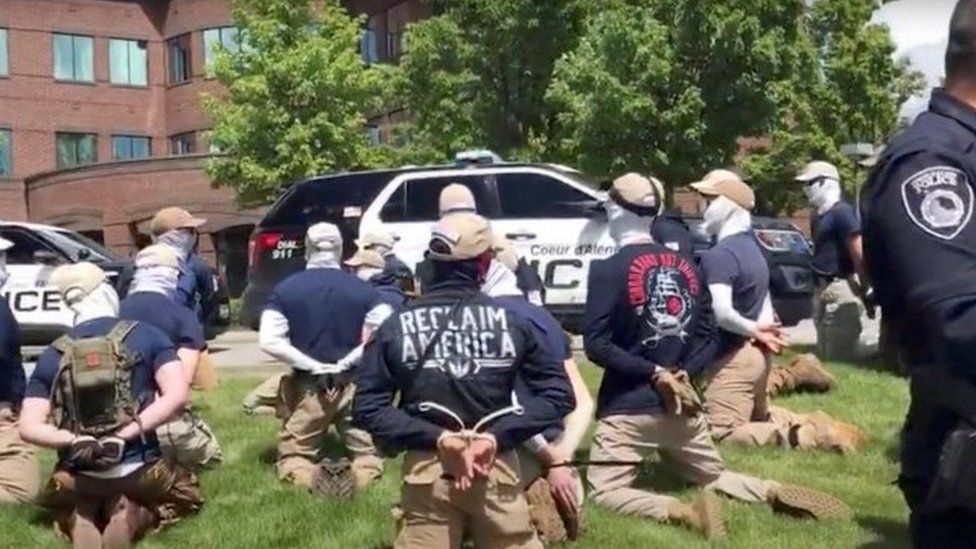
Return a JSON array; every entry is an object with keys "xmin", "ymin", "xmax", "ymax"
[{"xmin": 0, "ymin": 0, "xmax": 428, "ymax": 296}]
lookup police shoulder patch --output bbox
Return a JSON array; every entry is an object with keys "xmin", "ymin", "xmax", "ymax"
[{"xmin": 900, "ymin": 166, "xmax": 974, "ymax": 240}]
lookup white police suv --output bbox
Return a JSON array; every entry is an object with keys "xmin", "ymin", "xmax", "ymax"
[
  {"xmin": 240, "ymin": 153, "xmax": 814, "ymax": 329},
  {"xmin": 0, "ymin": 222, "xmax": 134, "ymax": 344}
]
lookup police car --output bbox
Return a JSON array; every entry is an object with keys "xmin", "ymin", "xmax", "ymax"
[
  {"xmin": 240, "ymin": 154, "xmax": 815, "ymax": 329},
  {"xmin": 0, "ymin": 222, "xmax": 134, "ymax": 344}
]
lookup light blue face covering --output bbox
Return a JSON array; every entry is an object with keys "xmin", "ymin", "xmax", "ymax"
[
  {"xmin": 156, "ymin": 229, "xmax": 196, "ymax": 259},
  {"xmin": 130, "ymin": 265, "xmax": 180, "ymax": 298}
]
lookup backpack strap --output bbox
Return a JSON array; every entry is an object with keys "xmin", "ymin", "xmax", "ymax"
[
  {"xmin": 106, "ymin": 320, "xmax": 139, "ymax": 351},
  {"xmin": 50, "ymin": 334, "xmax": 73, "ymax": 355}
]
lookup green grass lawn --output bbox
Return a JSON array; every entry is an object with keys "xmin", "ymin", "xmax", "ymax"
[{"xmin": 0, "ymin": 359, "xmax": 910, "ymax": 548}]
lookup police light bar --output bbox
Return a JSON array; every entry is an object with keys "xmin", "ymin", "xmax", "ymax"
[{"xmin": 454, "ymin": 149, "xmax": 502, "ymax": 164}]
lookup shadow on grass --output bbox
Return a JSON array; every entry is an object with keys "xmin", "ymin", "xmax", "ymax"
[{"xmin": 857, "ymin": 515, "xmax": 910, "ymax": 549}]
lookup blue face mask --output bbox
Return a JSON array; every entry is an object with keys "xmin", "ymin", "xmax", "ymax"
[{"xmin": 157, "ymin": 229, "xmax": 196, "ymax": 257}]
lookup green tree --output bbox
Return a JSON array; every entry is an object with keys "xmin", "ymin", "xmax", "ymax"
[
  {"xmin": 740, "ymin": 0, "xmax": 924, "ymax": 213},
  {"xmin": 205, "ymin": 0, "xmax": 381, "ymax": 207},
  {"xmin": 387, "ymin": 0, "xmax": 592, "ymax": 162}
]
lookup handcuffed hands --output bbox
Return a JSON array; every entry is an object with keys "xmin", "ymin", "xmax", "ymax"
[
  {"xmin": 436, "ymin": 430, "xmax": 498, "ymax": 491},
  {"xmin": 652, "ymin": 369, "xmax": 702, "ymax": 417},
  {"xmin": 67, "ymin": 435, "xmax": 126, "ymax": 471}
]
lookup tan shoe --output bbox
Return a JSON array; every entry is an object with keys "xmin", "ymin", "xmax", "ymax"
[
  {"xmin": 767, "ymin": 483, "xmax": 851, "ymax": 520},
  {"xmin": 769, "ymin": 354, "xmax": 837, "ymax": 396},
  {"xmin": 667, "ymin": 490, "xmax": 726, "ymax": 539},
  {"xmin": 793, "ymin": 411, "xmax": 865, "ymax": 454}
]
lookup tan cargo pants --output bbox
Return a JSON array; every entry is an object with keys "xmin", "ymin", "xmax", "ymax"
[
  {"xmin": 0, "ymin": 406, "xmax": 39, "ymax": 504},
  {"xmin": 587, "ymin": 414, "xmax": 779, "ymax": 520},
  {"xmin": 242, "ymin": 373, "xmax": 286, "ymax": 415},
  {"xmin": 703, "ymin": 343, "xmax": 803, "ymax": 446},
  {"xmin": 815, "ymin": 279, "xmax": 862, "ymax": 361},
  {"xmin": 158, "ymin": 408, "xmax": 223, "ymax": 469},
  {"xmin": 395, "ymin": 450, "xmax": 543, "ymax": 549},
  {"xmin": 39, "ymin": 459, "xmax": 202, "ymax": 547},
  {"xmin": 276, "ymin": 374, "xmax": 383, "ymax": 489}
]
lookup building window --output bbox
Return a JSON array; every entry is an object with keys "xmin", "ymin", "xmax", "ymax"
[
  {"xmin": 203, "ymin": 26, "xmax": 239, "ymax": 69},
  {"xmin": 0, "ymin": 29, "xmax": 8, "ymax": 76},
  {"xmin": 0, "ymin": 129, "xmax": 10, "ymax": 176},
  {"xmin": 112, "ymin": 135, "xmax": 150, "ymax": 160},
  {"xmin": 56, "ymin": 132, "xmax": 97, "ymax": 168},
  {"xmin": 361, "ymin": 28, "xmax": 379, "ymax": 64},
  {"xmin": 109, "ymin": 39, "xmax": 148, "ymax": 86},
  {"xmin": 170, "ymin": 132, "xmax": 196, "ymax": 155},
  {"xmin": 167, "ymin": 34, "xmax": 191, "ymax": 84},
  {"xmin": 53, "ymin": 33, "xmax": 94, "ymax": 82},
  {"xmin": 366, "ymin": 125, "xmax": 381, "ymax": 146}
]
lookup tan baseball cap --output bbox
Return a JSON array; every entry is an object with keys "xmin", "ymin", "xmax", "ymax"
[
  {"xmin": 306, "ymin": 222, "xmax": 343, "ymax": 252},
  {"xmin": 344, "ymin": 249, "xmax": 386, "ymax": 270},
  {"xmin": 608, "ymin": 172, "xmax": 660, "ymax": 215},
  {"xmin": 150, "ymin": 207, "xmax": 206, "ymax": 235},
  {"xmin": 690, "ymin": 169, "xmax": 756, "ymax": 210},
  {"xmin": 795, "ymin": 160, "xmax": 840, "ymax": 182},
  {"xmin": 438, "ymin": 183, "xmax": 477, "ymax": 215},
  {"xmin": 50, "ymin": 262, "xmax": 106, "ymax": 301},
  {"xmin": 355, "ymin": 230, "xmax": 395, "ymax": 251},
  {"xmin": 428, "ymin": 213, "xmax": 493, "ymax": 261},
  {"xmin": 134, "ymin": 244, "xmax": 179, "ymax": 270},
  {"xmin": 491, "ymin": 234, "xmax": 519, "ymax": 271}
]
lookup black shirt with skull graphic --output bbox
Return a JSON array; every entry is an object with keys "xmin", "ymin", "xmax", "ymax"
[{"xmin": 583, "ymin": 242, "xmax": 717, "ymax": 418}]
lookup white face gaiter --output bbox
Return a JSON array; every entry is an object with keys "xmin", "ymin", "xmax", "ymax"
[
  {"xmin": 606, "ymin": 202, "xmax": 654, "ymax": 246},
  {"xmin": 305, "ymin": 244, "xmax": 340, "ymax": 270},
  {"xmin": 156, "ymin": 230, "xmax": 196, "ymax": 260},
  {"xmin": 129, "ymin": 265, "xmax": 180, "ymax": 297},
  {"xmin": 480, "ymin": 259, "xmax": 522, "ymax": 298},
  {"xmin": 355, "ymin": 267, "xmax": 383, "ymax": 282},
  {"xmin": 702, "ymin": 196, "xmax": 752, "ymax": 240},
  {"xmin": 67, "ymin": 283, "xmax": 120, "ymax": 326},
  {"xmin": 804, "ymin": 178, "xmax": 842, "ymax": 215}
]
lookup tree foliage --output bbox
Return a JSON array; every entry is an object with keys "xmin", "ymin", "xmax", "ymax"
[{"xmin": 205, "ymin": 0, "xmax": 381, "ymax": 207}]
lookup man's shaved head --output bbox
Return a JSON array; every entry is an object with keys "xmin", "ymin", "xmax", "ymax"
[{"xmin": 947, "ymin": 0, "xmax": 976, "ymax": 87}]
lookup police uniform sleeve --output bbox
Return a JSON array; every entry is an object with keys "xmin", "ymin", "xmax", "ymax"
[
  {"xmin": 24, "ymin": 347, "xmax": 60, "ymax": 399},
  {"xmin": 680, "ymin": 282, "xmax": 719, "ymax": 377},
  {"xmin": 352, "ymin": 324, "xmax": 444, "ymax": 452},
  {"xmin": 582, "ymin": 259, "xmax": 658, "ymax": 377},
  {"xmin": 486, "ymin": 314, "xmax": 575, "ymax": 452},
  {"xmin": 868, "ymin": 151, "xmax": 976, "ymax": 378}
]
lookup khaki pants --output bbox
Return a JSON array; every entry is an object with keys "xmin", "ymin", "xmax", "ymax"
[
  {"xmin": 39, "ymin": 460, "xmax": 202, "ymax": 548},
  {"xmin": 815, "ymin": 279, "xmax": 862, "ymax": 361},
  {"xmin": 587, "ymin": 414, "xmax": 778, "ymax": 520},
  {"xmin": 242, "ymin": 373, "xmax": 286, "ymax": 414},
  {"xmin": 276, "ymin": 374, "xmax": 383, "ymax": 489},
  {"xmin": 158, "ymin": 408, "xmax": 222, "ymax": 469},
  {"xmin": 0, "ymin": 407, "xmax": 39, "ymax": 504},
  {"xmin": 703, "ymin": 344, "xmax": 802, "ymax": 446},
  {"xmin": 395, "ymin": 450, "xmax": 543, "ymax": 549}
]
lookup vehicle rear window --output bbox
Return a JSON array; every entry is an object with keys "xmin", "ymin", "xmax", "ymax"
[{"xmin": 261, "ymin": 173, "xmax": 389, "ymax": 227}]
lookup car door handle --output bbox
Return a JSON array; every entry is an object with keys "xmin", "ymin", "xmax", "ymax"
[{"xmin": 506, "ymin": 232, "xmax": 537, "ymax": 241}]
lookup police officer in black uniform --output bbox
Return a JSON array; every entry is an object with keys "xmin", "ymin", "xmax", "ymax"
[{"xmin": 861, "ymin": 2, "xmax": 976, "ymax": 545}]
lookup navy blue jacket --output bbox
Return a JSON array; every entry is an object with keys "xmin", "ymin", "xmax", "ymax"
[
  {"xmin": 353, "ymin": 284, "xmax": 574, "ymax": 453},
  {"xmin": 369, "ymin": 271, "xmax": 408, "ymax": 309},
  {"xmin": 266, "ymin": 268, "xmax": 381, "ymax": 364},
  {"xmin": 862, "ymin": 88, "xmax": 976, "ymax": 380},
  {"xmin": 0, "ymin": 297, "xmax": 23, "ymax": 408},
  {"xmin": 583, "ymin": 242, "xmax": 717, "ymax": 417}
]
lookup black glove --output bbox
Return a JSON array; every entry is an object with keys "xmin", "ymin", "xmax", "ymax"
[
  {"xmin": 67, "ymin": 436, "xmax": 103, "ymax": 470},
  {"xmin": 94, "ymin": 436, "xmax": 126, "ymax": 470},
  {"xmin": 861, "ymin": 287, "xmax": 877, "ymax": 320}
]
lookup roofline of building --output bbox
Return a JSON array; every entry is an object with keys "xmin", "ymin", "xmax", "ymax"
[{"xmin": 24, "ymin": 153, "xmax": 221, "ymax": 189}]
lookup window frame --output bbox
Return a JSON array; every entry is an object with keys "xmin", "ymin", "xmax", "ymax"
[
  {"xmin": 55, "ymin": 132, "xmax": 98, "ymax": 169},
  {"xmin": 493, "ymin": 172, "xmax": 599, "ymax": 220},
  {"xmin": 166, "ymin": 33, "xmax": 192, "ymax": 85},
  {"xmin": 111, "ymin": 134, "xmax": 151, "ymax": 160},
  {"xmin": 52, "ymin": 32, "xmax": 94, "ymax": 83},
  {"xmin": 107, "ymin": 37, "xmax": 149, "ymax": 87},
  {"xmin": 169, "ymin": 132, "xmax": 197, "ymax": 155},
  {"xmin": 0, "ymin": 128, "xmax": 11, "ymax": 177},
  {"xmin": 0, "ymin": 28, "xmax": 8, "ymax": 77},
  {"xmin": 203, "ymin": 26, "xmax": 239, "ymax": 70}
]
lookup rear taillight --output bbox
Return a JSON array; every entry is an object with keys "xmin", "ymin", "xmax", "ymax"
[{"xmin": 248, "ymin": 231, "xmax": 283, "ymax": 268}]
